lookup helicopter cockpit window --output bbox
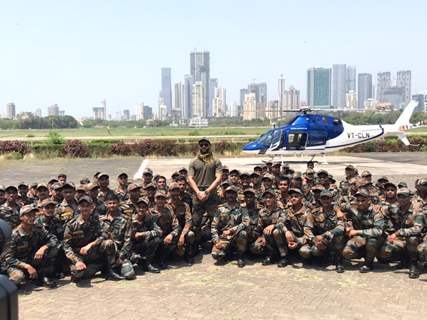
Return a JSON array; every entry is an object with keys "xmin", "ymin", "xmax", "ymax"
[
  {"xmin": 257, "ymin": 130, "xmax": 274, "ymax": 146},
  {"xmin": 287, "ymin": 132, "xmax": 307, "ymax": 150},
  {"xmin": 292, "ymin": 116, "xmax": 310, "ymax": 126},
  {"xmin": 333, "ymin": 118, "xmax": 342, "ymax": 125}
]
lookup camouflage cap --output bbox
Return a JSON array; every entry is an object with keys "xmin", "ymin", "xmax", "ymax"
[
  {"xmin": 328, "ymin": 175, "xmax": 336, "ymax": 183},
  {"xmin": 17, "ymin": 182, "xmax": 27, "ymax": 188},
  {"xmin": 384, "ymin": 182, "xmax": 397, "ymax": 190},
  {"xmin": 317, "ymin": 169, "xmax": 328, "ymax": 176},
  {"xmin": 48, "ymin": 178, "xmax": 59, "ymax": 185},
  {"xmin": 128, "ymin": 183, "xmax": 141, "ymax": 191},
  {"xmin": 220, "ymin": 180, "xmax": 231, "ymax": 187},
  {"xmin": 19, "ymin": 204, "xmax": 38, "ymax": 217},
  {"xmin": 143, "ymin": 168, "xmax": 153, "ymax": 175},
  {"xmin": 243, "ymin": 188, "xmax": 256, "ymax": 195},
  {"xmin": 155, "ymin": 192, "xmax": 168, "ymax": 199},
  {"xmin": 5, "ymin": 185, "xmax": 18, "ymax": 192},
  {"xmin": 397, "ymin": 182, "xmax": 408, "ymax": 188},
  {"xmin": 178, "ymin": 167, "xmax": 188, "ymax": 173},
  {"xmin": 397, "ymin": 187, "xmax": 411, "ymax": 197},
  {"xmin": 312, "ymin": 184, "xmax": 326, "ymax": 191},
  {"xmin": 377, "ymin": 176, "xmax": 389, "ymax": 183},
  {"xmin": 40, "ymin": 198, "xmax": 57, "ymax": 208},
  {"xmin": 262, "ymin": 173, "xmax": 275, "ymax": 181},
  {"xmin": 85, "ymin": 183, "xmax": 100, "ymax": 191},
  {"xmin": 136, "ymin": 197, "xmax": 149, "ymax": 205},
  {"xmin": 345, "ymin": 164, "xmax": 356, "ymax": 171},
  {"xmin": 62, "ymin": 182, "xmax": 76, "ymax": 190},
  {"xmin": 225, "ymin": 185, "xmax": 239, "ymax": 194},
  {"xmin": 198, "ymin": 137, "xmax": 211, "ymax": 144},
  {"xmin": 288, "ymin": 188, "xmax": 303, "ymax": 196},
  {"xmin": 168, "ymin": 182, "xmax": 180, "ymax": 190},
  {"xmin": 78, "ymin": 195, "xmax": 93, "ymax": 204},
  {"xmin": 361, "ymin": 170, "xmax": 372, "ymax": 177},
  {"xmin": 229, "ymin": 169, "xmax": 240, "ymax": 176},
  {"xmin": 98, "ymin": 173, "xmax": 109, "ymax": 179},
  {"xmin": 320, "ymin": 190, "xmax": 333, "ymax": 198},
  {"xmin": 36, "ymin": 183, "xmax": 49, "ymax": 190},
  {"xmin": 51, "ymin": 182, "xmax": 63, "ymax": 191},
  {"xmin": 221, "ymin": 165, "xmax": 229, "ymax": 172},
  {"xmin": 118, "ymin": 172, "xmax": 128, "ymax": 178},
  {"xmin": 416, "ymin": 178, "xmax": 427, "ymax": 187},
  {"xmin": 171, "ymin": 171, "xmax": 180, "ymax": 178},
  {"xmin": 240, "ymin": 172, "xmax": 251, "ymax": 179},
  {"xmin": 143, "ymin": 183, "xmax": 156, "ymax": 190},
  {"xmin": 80, "ymin": 177, "xmax": 91, "ymax": 184},
  {"xmin": 262, "ymin": 189, "xmax": 276, "ymax": 198},
  {"xmin": 355, "ymin": 188, "xmax": 370, "ymax": 198}
]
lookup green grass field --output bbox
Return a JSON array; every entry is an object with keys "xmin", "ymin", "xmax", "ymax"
[{"xmin": 0, "ymin": 126, "xmax": 268, "ymax": 140}]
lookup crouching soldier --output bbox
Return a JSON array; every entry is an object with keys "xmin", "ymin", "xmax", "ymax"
[
  {"xmin": 342, "ymin": 189, "xmax": 386, "ymax": 273},
  {"xmin": 378, "ymin": 187, "xmax": 421, "ymax": 278},
  {"xmin": 100, "ymin": 194, "xmax": 135, "ymax": 280},
  {"xmin": 241, "ymin": 189, "xmax": 261, "ymax": 257},
  {"xmin": 211, "ymin": 186, "xmax": 247, "ymax": 267},
  {"xmin": 63, "ymin": 196, "xmax": 123, "ymax": 282},
  {"xmin": 253, "ymin": 190, "xmax": 284, "ymax": 266},
  {"xmin": 273, "ymin": 188, "xmax": 313, "ymax": 267},
  {"xmin": 121, "ymin": 197, "xmax": 162, "ymax": 273},
  {"xmin": 299, "ymin": 190, "xmax": 346, "ymax": 273},
  {"xmin": 152, "ymin": 192, "xmax": 180, "ymax": 269},
  {"xmin": 168, "ymin": 183, "xmax": 195, "ymax": 265},
  {"xmin": 413, "ymin": 179, "xmax": 427, "ymax": 272},
  {"xmin": 1, "ymin": 205, "xmax": 59, "ymax": 288}
]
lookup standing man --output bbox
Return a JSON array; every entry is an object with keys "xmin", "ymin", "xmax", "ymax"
[{"xmin": 187, "ymin": 138, "xmax": 222, "ymax": 248}]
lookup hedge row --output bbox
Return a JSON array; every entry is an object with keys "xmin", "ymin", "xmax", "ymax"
[
  {"xmin": 1, "ymin": 136, "xmax": 426, "ymax": 159},
  {"xmin": 0, "ymin": 139, "xmax": 246, "ymax": 158}
]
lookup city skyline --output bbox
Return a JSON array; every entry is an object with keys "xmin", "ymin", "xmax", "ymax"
[{"xmin": 0, "ymin": 1, "xmax": 426, "ymax": 117}]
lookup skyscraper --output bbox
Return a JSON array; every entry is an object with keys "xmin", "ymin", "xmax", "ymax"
[
  {"xmin": 346, "ymin": 66, "xmax": 356, "ymax": 92},
  {"xmin": 396, "ymin": 70, "xmax": 411, "ymax": 103},
  {"xmin": 284, "ymin": 86, "xmax": 300, "ymax": 110},
  {"xmin": 332, "ymin": 64, "xmax": 347, "ymax": 108},
  {"xmin": 278, "ymin": 75, "xmax": 286, "ymax": 115},
  {"xmin": 239, "ymin": 88, "xmax": 248, "ymax": 107},
  {"xmin": 6, "ymin": 103, "xmax": 16, "ymax": 119},
  {"xmin": 190, "ymin": 51, "xmax": 210, "ymax": 117},
  {"xmin": 358, "ymin": 73, "xmax": 373, "ymax": 109},
  {"xmin": 174, "ymin": 82, "xmax": 184, "ymax": 113},
  {"xmin": 307, "ymin": 68, "xmax": 331, "ymax": 107},
  {"xmin": 191, "ymin": 81, "xmax": 204, "ymax": 118},
  {"xmin": 183, "ymin": 75, "xmax": 193, "ymax": 120},
  {"xmin": 243, "ymin": 93, "xmax": 257, "ymax": 121},
  {"xmin": 160, "ymin": 68, "xmax": 172, "ymax": 115},
  {"xmin": 209, "ymin": 78, "xmax": 218, "ymax": 116},
  {"xmin": 248, "ymin": 82, "xmax": 267, "ymax": 119},
  {"xmin": 137, "ymin": 103, "xmax": 145, "ymax": 120},
  {"xmin": 212, "ymin": 87, "xmax": 227, "ymax": 118},
  {"xmin": 377, "ymin": 72, "xmax": 391, "ymax": 102}
]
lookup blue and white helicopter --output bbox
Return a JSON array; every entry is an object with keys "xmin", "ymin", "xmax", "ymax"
[{"xmin": 242, "ymin": 100, "xmax": 421, "ymax": 159}]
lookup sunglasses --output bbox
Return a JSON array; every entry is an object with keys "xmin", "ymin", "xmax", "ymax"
[{"xmin": 199, "ymin": 143, "xmax": 210, "ymax": 147}]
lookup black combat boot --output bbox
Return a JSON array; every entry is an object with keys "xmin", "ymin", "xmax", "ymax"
[
  {"xmin": 277, "ymin": 256, "xmax": 288, "ymax": 268},
  {"xmin": 335, "ymin": 255, "xmax": 345, "ymax": 273},
  {"xmin": 104, "ymin": 268, "xmax": 125, "ymax": 280},
  {"xmin": 41, "ymin": 276, "xmax": 58, "ymax": 288},
  {"xmin": 262, "ymin": 256, "xmax": 274, "ymax": 265},
  {"xmin": 237, "ymin": 257, "xmax": 246, "ymax": 268},
  {"xmin": 359, "ymin": 259, "xmax": 373, "ymax": 273},
  {"xmin": 408, "ymin": 262, "xmax": 420, "ymax": 279}
]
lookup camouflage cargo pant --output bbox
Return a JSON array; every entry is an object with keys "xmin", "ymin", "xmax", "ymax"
[
  {"xmin": 176, "ymin": 230, "xmax": 196, "ymax": 257},
  {"xmin": 212, "ymin": 230, "xmax": 247, "ymax": 260},
  {"xmin": 7, "ymin": 246, "xmax": 59, "ymax": 285},
  {"xmin": 342, "ymin": 236, "xmax": 381, "ymax": 262},
  {"xmin": 251, "ymin": 233, "xmax": 279, "ymax": 257},
  {"xmin": 299, "ymin": 236, "xmax": 346, "ymax": 260},
  {"xmin": 378, "ymin": 236, "xmax": 419, "ymax": 263},
  {"xmin": 417, "ymin": 237, "xmax": 427, "ymax": 263},
  {"xmin": 70, "ymin": 239, "xmax": 116, "ymax": 280},
  {"xmin": 131, "ymin": 236, "xmax": 162, "ymax": 264},
  {"xmin": 272, "ymin": 228, "xmax": 306, "ymax": 258}
]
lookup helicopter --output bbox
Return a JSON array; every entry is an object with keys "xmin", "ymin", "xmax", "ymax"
[{"xmin": 242, "ymin": 100, "xmax": 422, "ymax": 160}]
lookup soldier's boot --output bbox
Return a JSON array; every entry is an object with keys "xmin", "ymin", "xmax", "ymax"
[
  {"xmin": 395, "ymin": 257, "xmax": 409, "ymax": 269},
  {"xmin": 408, "ymin": 262, "xmax": 420, "ymax": 279},
  {"xmin": 335, "ymin": 255, "xmax": 345, "ymax": 273},
  {"xmin": 237, "ymin": 257, "xmax": 246, "ymax": 268},
  {"xmin": 41, "ymin": 276, "xmax": 58, "ymax": 288},
  {"xmin": 141, "ymin": 258, "xmax": 160, "ymax": 273},
  {"xmin": 120, "ymin": 260, "xmax": 136, "ymax": 280},
  {"xmin": 360, "ymin": 258, "xmax": 374, "ymax": 273},
  {"xmin": 277, "ymin": 256, "xmax": 289, "ymax": 268},
  {"xmin": 104, "ymin": 255, "xmax": 125, "ymax": 280}
]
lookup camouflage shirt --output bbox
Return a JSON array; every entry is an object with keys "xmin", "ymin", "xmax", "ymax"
[
  {"xmin": 57, "ymin": 199, "xmax": 78, "ymax": 222},
  {"xmin": 256, "ymin": 205, "xmax": 283, "ymax": 235},
  {"xmin": 152, "ymin": 206, "xmax": 180, "ymax": 238},
  {"xmin": 241, "ymin": 205, "xmax": 260, "ymax": 238},
  {"xmin": 342, "ymin": 204, "xmax": 385, "ymax": 238},
  {"xmin": 100, "ymin": 212, "xmax": 129, "ymax": 248},
  {"xmin": 283, "ymin": 204, "xmax": 313, "ymax": 245},
  {"xmin": 35, "ymin": 215, "xmax": 65, "ymax": 241},
  {"xmin": 309, "ymin": 206, "xmax": 345, "ymax": 241},
  {"xmin": 168, "ymin": 200, "xmax": 192, "ymax": 229},
  {"xmin": 0, "ymin": 202, "xmax": 21, "ymax": 229},
  {"xmin": 211, "ymin": 202, "xmax": 244, "ymax": 243}
]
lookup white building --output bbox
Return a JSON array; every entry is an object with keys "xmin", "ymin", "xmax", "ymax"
[
  {"xmin": 345, "ymin": 90, "xmax": 357, "ymax": 110},
  {"xmin": 284, "ymin": 86, "xmax": 300, "ymax": 110},
  {"xmin": 191, "ymin": 81, "xmax": 204, "ymax": 118},
  {"xmin": 243, "ymin": 92, "xmax": 257, "ymax": 121},
  {"xmin": 212, "ymin": 87, "xmax": 227, "ymax": 117}
]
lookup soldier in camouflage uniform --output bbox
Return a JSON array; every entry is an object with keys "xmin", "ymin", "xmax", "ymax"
[
  {"xmin": 1, "ymin": 205, "xmax": 59, "ymax": 288},
  {"xmin": 414, "ymin": 179, "xmax": 427, "ymax": 271},
  {"xmin": 240, "ymin": 189, "xmax": 261, "ymax": 257},
  {"xmin": 274, "ymin": 188, "xmax": 313, "ymax": 267},
  {"xmin": 342, "ymin": 189, "xmax": 386, "ymax": 272},
  {"xmin": 97, "ymin": 173, "xmax": 115, "ymax": 203},
  {"xmin": 63, "ymin": 196, "xmax": 123, "ymax": 281},
  {"xmin": 176, "ymin": 175, "xmax": 193, "ymax": 209},
  {"xmin": 121, "ymin": 197, "xmax": 161, "ymax": 273},
  {"xmin": 143, "ymin": 183, "xmax": 157, "ymax": 208},
  {"xmin": 115, "ymin": 172, "xmax": 129, "ymax": 202},
  {"xmin": 211, "ymin": 186, "xmax": 247, "ymax": 267},
  {"xmin": 0, "ymin": 185, "xmax": 21, "ymax": 229},
  {"xmin": 253, "ymin": 190, "xmax": 284, "ymax": 266},
  {"xmin": 35, "ymin": 184, "xmax": 50, "ymax": 208},
  {"xmin": 277, "ymin": 176, "xmax": 290, "ymax": 208},
  {"xmin": 17, "ymin": 183, "xmax": 33, "ymax": 205},
  {"xmin": 0, "ymin": 185, "xmax": 6, "ymax": 206},
  {"xmin": 50, "ymin": 182, "xmax": 64, "ymax": 204},
  {"xmin": 299, "ymin": 190, "xmax": 346, "ymax": 272},
  {"xmin": 100, "ymin": 194, "xmax": 134, "ymax": 279},
  {"xmin": 152, "ymin": 192, "xmax": 180, "ymax": 269},
  {"xmin": 86, "ymin": 183, "xmax": 107, "ymax": 216},
  {"xmin": 57, "ymin": 182, "xmax": 78, "ymax": 222},
  {"xmin": 378, "ymin": 187, "xmax": 422, "ymax": 278},
  {"xmin": 168, "ymin": 183, "xmax": 195, "ymax": 264},
  {"xmin": 120, "ymin": 183, "xmax": 142, "ymax": 219}
]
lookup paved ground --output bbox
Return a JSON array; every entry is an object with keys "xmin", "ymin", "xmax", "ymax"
[{"xmin": 1, "ymin": 152, "xmax": 426, "ymax": 320}]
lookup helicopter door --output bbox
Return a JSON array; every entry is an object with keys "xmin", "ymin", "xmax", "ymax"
[
  {"xmin": 286, "ymin": 132, "xmax": 307, "ymax": 150},
  {"xmin": 268, "ymin": 129, "xmax": 284, "ymax": 151}
]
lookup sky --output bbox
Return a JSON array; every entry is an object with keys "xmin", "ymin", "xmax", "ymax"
[{"xmin": 0, "ymin": 0, "xmax": 426, "ymax": 117}]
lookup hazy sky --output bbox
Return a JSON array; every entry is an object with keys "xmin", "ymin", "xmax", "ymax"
[{"xmin": 0, "ymin": 0, "xmax": 426, "ymax": 117}]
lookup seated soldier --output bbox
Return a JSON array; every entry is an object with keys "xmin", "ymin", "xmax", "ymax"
[
  {"xmin": 299, "ymin": 190, "xmax": 346, "ymax": 273},
  {"xmin": 121, "ymin": 197, "xmax": 161, "ymax": 273},
  {"xmin": 100, "ymin": 194, "xmax": 135, "ymax": 280},
  {"xmin": 115, "ymin": 172, "xmax": 129, "ymax": 202},
  {"xmin": 378, "ymin": 187, "xmax": 421, "ymax": 278},
  {"xmin": 211, "ymin": 186, "xmax": 247, "ymax": 267},
  {"xmin": 253, "ymin": 190, "xmax": 284, "ymax": 266},
  {"xmin": 0, "ymin": 185, "xmax": 21, "ymax": 229},
  {"xmin": 0, "ymin": 185, "xmax": 6, "ymax": 206},
  {"xmin": 168, "ymin": 183, "xmax": 195, "ymax": 265},
  {"xmin": 342, "ymin": 189, "xmax": 386, "ymax": 273},
  {"xmin": 120, "ymin": 183, "xmax": 142, "ymax": 219},
  {"xmin": 274, "ymin": 188, "xmax": 313, "ymax": 267},
  {"xmin": 240, "ymin": 189, "xmax": 261, "ymax": 257},
  {"xmin": 57, "ymin": 182, "xmax": 78, "ymax": 222},
  {"xmin": 151, "ymin": 192, "xmax": 180, "ymax": 269},
  {"xmin": 63, "ymin": 195, "xmax": 123, "ymax": 282},
  {"xmin": 413, "ymin": 179, "xmax": 427, "ymax": 272},
  {"xmin": 1, "ymin": 205, "xmax": 59, "ymax": 288}
]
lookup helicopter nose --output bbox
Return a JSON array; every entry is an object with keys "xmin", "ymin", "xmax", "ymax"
[{"xmin": 242, "ymin": 142, "xmax": 261, "ymax": 154}]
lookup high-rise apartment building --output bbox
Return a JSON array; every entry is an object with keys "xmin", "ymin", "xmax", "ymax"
[
  {"xmin": 243, "ymin": 92, "xmax": 257, "ymax": 121},
  {"xmin": 346, "ymin": 66, "xmax": 356, "ymax": 92},
  {"xmin": 190, "ymin": 51, "xmax": 210, "ymax": 117},
  {"xmin": 377, "ymin": 72, "xmax": 391, "ymax": 102},
  {"xmin": 183, "ymin": 75, "xmax": 193, "ymax": 120},
  {"xmin": 358, "ymin": 73, "xmax": 373, "ymax": 109},
  {"xmin": 209, "ymin": 78, "xmax": 218, "ymax": 116},
  {"xmin": 307, "ymin": 68, "xmax": 331, "ymax": 107},
  {"xmin": 191, "ymin": 81, "xmax": 204, "ymax": 118},
  {"xmin": 396, "ymin": 70, "xmax": 411, "ymax": 103},
  {"xmin": 6, "ymin": 103, "xmax": 16, "ymax": 119},
  {"xmin": 284, "ymin": 86, "xmax": 300, "ymax": 110},
  {"xmin": 278, "ymin": 75, "xmax": 286, "ymax": 115},
  {"xmin": 332, "ymin": 64, "xmax": 347, "ymax": 108},
  {"xmin": 212, "ymin": 87, "xmax": 227, "ymax": 118},
  {"xmin": 248, "ymin": 82, "xmax": 267, "ymax": 118},
  {"xmin": 160, "ymin": 68, "xmax": 172, "ymax": 114}
]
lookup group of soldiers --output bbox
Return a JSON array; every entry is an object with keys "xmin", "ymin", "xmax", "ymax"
[{"xmin": 1, "ymin": 137, "xmax": 427, "ymax": 289}]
